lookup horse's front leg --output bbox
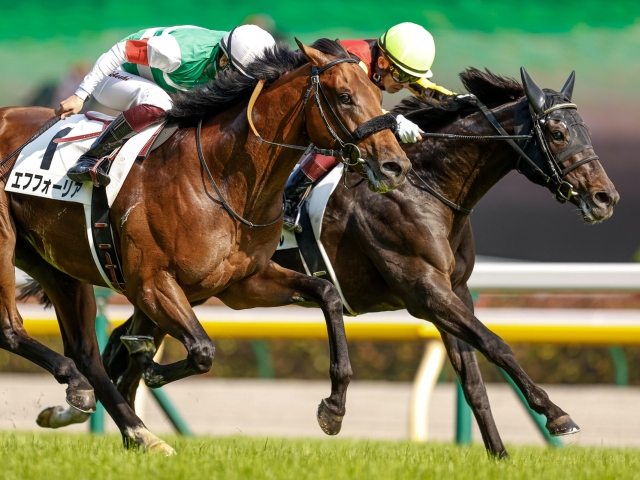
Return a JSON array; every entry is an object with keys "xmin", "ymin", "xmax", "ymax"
[
  {"xmin": 442, "ymin": 281, "xmax": 507, "ymax": 458},
  {"xmin": 405, "ymin": 268, "xmax": 579, "ymax": 437},
  {"xmin": 217, "ymin": 261, "xmax": 352, "ymax": 435},
  {"xmin": 122, "ymin": 271, "xmax": 215, "ymax": 387}
]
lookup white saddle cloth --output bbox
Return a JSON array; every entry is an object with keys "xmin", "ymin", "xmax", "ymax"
[{"xmin": 5, "ymin": 113, "xmax": 162, "ymax": 207}]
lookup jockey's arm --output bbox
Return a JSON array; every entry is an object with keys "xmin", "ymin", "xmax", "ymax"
[
  {"xmin": 394, "ymin": 78, "xmax": 476, "ymax": 143},
  {"xmin": 57, "ymin": 34, "xmax": 182, "ymax": 118},
  {"xmin": 408, "ymin": 78, "xmax": 477, "ymax": 111}
]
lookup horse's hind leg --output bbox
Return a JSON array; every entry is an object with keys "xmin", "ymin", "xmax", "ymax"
[
  {"xmin": 16, "ymin": 247, "xmax": 174, "ymax": 454},
  {"xmin": 106, "ymin": 312, "xmax": 165, "ymax": 408},
  {"xmin": 0, "ymin": 191, "xmax": 95, "ymax": 412},
  {"xmin": 217, "ymin": 261, "xmax": 352, "ymax": 435}
]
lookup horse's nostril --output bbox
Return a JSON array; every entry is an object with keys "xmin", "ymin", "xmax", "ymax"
[
  {"xmin": 382, "ymin": 161, "xmax": 403, "ymax": 176},
  {"xmin": 594, "ymin": 191, "xmax": 611, "ymax": 207}
]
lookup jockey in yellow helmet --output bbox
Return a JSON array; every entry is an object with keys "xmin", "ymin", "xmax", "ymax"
[{"xmin": 283, "ymin": 22, "xmax": 476, "ymax": 232}]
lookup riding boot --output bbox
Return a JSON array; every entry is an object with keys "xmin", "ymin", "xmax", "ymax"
[
  {"xmin": 283, "ymin": 167, "xmax": 314, "ymax": 233},
  {"xmin": 66, "ymin": 113, "xmax": 136, "ymax": 187}
]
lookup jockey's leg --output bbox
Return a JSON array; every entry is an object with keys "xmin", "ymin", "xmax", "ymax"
[
  {"xmin": 67, "ymin": 70, "xmax": 172, "ymax": 186},
  {"xmin": 283, "ymin": 153, "xmax": 341, "ymax": 232}
]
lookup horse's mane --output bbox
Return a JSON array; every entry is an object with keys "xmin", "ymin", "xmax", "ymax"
[
  {"xmin": 167, "ymin": 38, "xmax": 350, "ymax": 124},
  {"xmin": 391, "ymin": 68, "xmax": 525, "ymax": 131}
]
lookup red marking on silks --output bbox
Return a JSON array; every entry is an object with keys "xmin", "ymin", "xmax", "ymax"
[
  {"xmin": 98, "ymin": 244, "xmax": 112, "ymax": 249},
  {"xmin": 125, "ymin": 39, "xmax": 150, "ymax": 66},
  {"xmin": 94, "ymin": 223, "xmax": 108, "ymax": 228}
]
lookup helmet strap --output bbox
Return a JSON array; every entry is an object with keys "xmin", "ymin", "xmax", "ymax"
[{"xmin": 373, "ymin": 54, "xmax": 391, "ymax": 89}]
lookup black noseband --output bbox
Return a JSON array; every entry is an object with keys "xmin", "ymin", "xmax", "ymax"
[{"xmin": 352, "ymin": 114, "xmax": 397, "ymax": 141}]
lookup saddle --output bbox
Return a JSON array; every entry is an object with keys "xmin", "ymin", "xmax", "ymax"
[{"xmin": 54, "ymin": 111, "xmax": 178, "ymax": 160}]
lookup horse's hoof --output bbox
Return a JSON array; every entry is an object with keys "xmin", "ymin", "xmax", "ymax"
[
  {"xmin": 120, "ymin": 335, "xmax": 156, "ymax": 357},
  {"xmin": 316, "ymin": 399, "xmax": 344, "ymax": 436},
  {"xmin": 36, "ymin": 406, "xmax": 58, "ymax": 428},
  {"xmin": 66, "ymin": 388, "xmax": 96, "ymax": 413},
  {"xmin": 546, "ymin": 414, "xmax": 580, "ymax": 436},
  {"xmin": 125, "ymin": 426, "xmax": 176, "ymax": 455},
  {"xmin": 36, "ymin": 405, "xmax": 91, "ymax": 428},
  {"xmin": 148, "ymin": 441, "xmax": 177, "ymax": 456},
  {"xmin": 142, "ymin": 372, "xmax": 166, "ymax": 389}
]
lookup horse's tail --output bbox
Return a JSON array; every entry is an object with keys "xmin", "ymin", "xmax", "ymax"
[{"xmin": 17, "ymin": 278, "xmax": 53, "ymax": 308}]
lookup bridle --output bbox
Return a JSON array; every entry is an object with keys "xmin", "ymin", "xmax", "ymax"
[
  {"xmin": 519, "ymin": 101, "xmax": 599, "ymax": 203},
  {"xmin": 403, "ymin": 96, "xmax": 599, "ymax": 215},
  {"xmin": 247, "ymin": 58, "xmax": 397, "ymax": 167},
  {"xmin": 196, "ymin": 56, "xmax": 398, "ymax": 227}
]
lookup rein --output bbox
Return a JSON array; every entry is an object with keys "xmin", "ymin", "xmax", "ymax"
[
  {"xmin": 0, "ymin": 116, "xmax": 62, "ymax": 171},
  {"xmin": 405, "ymin": 97, "xmax": 598, "ymax": 215},
  {"xmin": 195, "ymin": 119, "xmax": 284, "ymax": 228}
]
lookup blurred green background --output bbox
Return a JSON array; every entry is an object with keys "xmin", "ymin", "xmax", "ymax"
[{"xmin": 1, "ymin": 0, "xmax": 639, "ymax": 110}]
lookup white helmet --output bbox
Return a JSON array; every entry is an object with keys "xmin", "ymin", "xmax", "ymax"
[{"xmin": 220, "ymin": 25, "xmax": 276, "ymax": 78}]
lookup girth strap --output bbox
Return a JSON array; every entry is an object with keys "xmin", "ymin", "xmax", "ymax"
[{"xmin": 90, "ymin": 185, "xmax": 126, "ymax": 293}]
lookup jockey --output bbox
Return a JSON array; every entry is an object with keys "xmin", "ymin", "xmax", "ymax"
[
  {"xmin": 57, "ymin": 25, "xmax": 276, "ymax": 187},
  {"xmin": 283, "ymin": 22, "xmax": 476, "ymax": 232}
]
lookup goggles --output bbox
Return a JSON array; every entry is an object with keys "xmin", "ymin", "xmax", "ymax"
[{"xmin": 388, "ymin": 64, "xmax": 420, "ymax": 84}]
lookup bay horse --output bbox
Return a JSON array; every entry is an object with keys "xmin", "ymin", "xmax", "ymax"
[
  {"xmin": 103, "ymin": 68, "xmax": 617, "ymax": 457},
  {"xmin": 0, "ymin": 39, "xmax": 409, "ymax": 453}
]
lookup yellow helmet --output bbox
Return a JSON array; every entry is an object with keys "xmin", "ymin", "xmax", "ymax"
[{"xmin": 378, "ymin": 22, "xmax": 435, "ymax": 79}]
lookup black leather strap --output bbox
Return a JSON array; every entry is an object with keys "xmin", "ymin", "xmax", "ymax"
[
  {"xmin": 0, "ymin": 116, "xmax": 61, "ymax": 170},
  {"xmin": 408, "ymin": 168, "xmax": 473, "ymax": 215},
  {"xmin": 294, "ymin": 202, "xmax": 333, "ymax": 280},
  {"xmin": 352, "ymin": 114, "xmax": 397, "ymax": 141},
  {"xmin": 91, "ymin": 185, "xmax": 126, "ymax": 293}
]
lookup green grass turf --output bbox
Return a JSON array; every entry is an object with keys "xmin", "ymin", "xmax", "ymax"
[{"xmin": 0, "ymin": 432, "xmax": 638, "ymax": 480}]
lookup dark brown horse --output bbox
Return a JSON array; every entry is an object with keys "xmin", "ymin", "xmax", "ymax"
[
  {"xmin": 103, "ymin": 68, "xmax": 617, "ymax": 457},
  {"xmin": 0, "ymin": 40, "xmax": 409, "ymax": 452}
]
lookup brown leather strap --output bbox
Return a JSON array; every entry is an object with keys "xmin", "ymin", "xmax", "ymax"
[
  {"xmin": 246, "ymin": 79, "xmax": 266, "ymax": 138},
  {"xmin": 53, "ymin": 132, "xmax": 101, "ymax": 144}
]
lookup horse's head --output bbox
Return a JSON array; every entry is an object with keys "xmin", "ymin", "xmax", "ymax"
[
  {"xmin": 296, "ymin": 39, "xmax": 410, "ymax": 193},
  {"xmin": 518, "ymin": 68, "xmax": 619, "ymax": 223}
]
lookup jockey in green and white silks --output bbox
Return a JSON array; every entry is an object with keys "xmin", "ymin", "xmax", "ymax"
[{"xmin": 57, "ymin": 25, "xmax": 276, "ymax": 187}]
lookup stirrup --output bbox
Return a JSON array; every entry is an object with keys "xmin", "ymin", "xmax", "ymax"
[{"xmin": 283, "ymin": 208, "xmax": 302, "ymax": 233}]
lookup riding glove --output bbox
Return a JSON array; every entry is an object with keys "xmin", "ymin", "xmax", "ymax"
[
  {"xmin": 395, "ymin": 114, "xmax": 423, "ymax": 143},
  {"xmin": 441, "ymin": 93, "xmax": 478, "ymax": 111}
]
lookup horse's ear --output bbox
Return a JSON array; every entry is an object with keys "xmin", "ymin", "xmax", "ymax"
[
  {"xmin": 560, "ymin": 70, "xmax": 575, "ymax": 101},
  {"xmin": 295, "ymin": 38, "xmax": 331, "ymax": 67},
  {"xmin": 520, "ymin": 67, "xmax": 545, "ymax": 114}
]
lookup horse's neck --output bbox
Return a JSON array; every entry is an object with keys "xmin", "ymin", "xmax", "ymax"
[
  {"xmin": 411, "ymin": 102, "xmax": 519, "ymax": 218},
  {"xmin": 248, "ymin": 71, "xmax": 311, "ymax": 199},
  {"xmin": 205, "ymin": 70, "xmax": 310, "ymax": 220}
]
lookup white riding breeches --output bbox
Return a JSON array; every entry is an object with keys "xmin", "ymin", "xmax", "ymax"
[{"xmin": 91, "ymin": 69, "xmax": 173, "ymax": 113}]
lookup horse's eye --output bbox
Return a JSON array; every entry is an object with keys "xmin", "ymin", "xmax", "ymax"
[
  {"xmin": 552, "ymin": 131, "xmax": 564, "ymax": 141},
  {"xmin": 339, "ymin": 93, "xmax": 352, "ymax": 105}
]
